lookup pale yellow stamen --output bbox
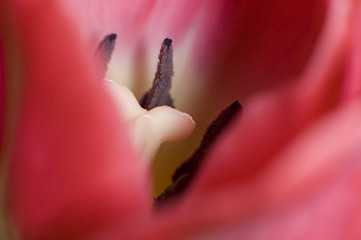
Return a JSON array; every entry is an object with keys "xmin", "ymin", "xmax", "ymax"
[{"xmin": 103, "ymin": 79, "xmax": 195, "ymax": 165}]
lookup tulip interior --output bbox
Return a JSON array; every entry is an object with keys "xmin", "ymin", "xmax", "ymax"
[{"xmin": 97, "ymin": 34, "xmax": 241, "ymax": 204}]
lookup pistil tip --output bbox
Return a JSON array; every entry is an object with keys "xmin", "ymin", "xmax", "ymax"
[
  {"xmin": 95, "ymin": 33, "xmax": 118, "ymax": 77},
  {"xmin": 108, "ymin": 33, "xmax": 117, "ymax": 41},
  {"xmin": 164, "ymin": 38, "xmax": 172, "ymax": 47},
  {"xmin": 155, "ymin": 100, "xmax": 243, "ymax": 206},
  {"xmin": 140, "ymin": 38, "xmax": 174, "ymax": 109}
]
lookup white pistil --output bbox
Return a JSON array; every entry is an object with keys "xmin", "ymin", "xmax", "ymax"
[{"xmin": 103, "ymin": 79, "xmax": 195, "ymax": 165}]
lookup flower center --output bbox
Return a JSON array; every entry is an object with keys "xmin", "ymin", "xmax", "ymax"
[
  {"xmin": 96, "ymin": 34, "xmax": 242, "ymax": 205},
  {"xmin": 96, "ymin": 34, "xmax": 195, "ymax": 165},
  {"xmin": 155, "ymin": 101, "xmax": 242, "ymax": 206}
]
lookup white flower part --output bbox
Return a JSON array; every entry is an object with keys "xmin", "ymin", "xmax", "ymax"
[{"xmin": 103, "ymin": 79, "xmax": 195, "ymax": 165}]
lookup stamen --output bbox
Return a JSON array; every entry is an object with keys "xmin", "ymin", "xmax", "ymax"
[
  {"xmin": 95, "ymin": 33, "xmax": 117, "ymax": 77},
  {"xmin": 103, "ymin": 79, "xmax": 195, "ymax": 163},
  {"xmin": 140, "ymin": 38, "xmax": 174, "ymax": 110},
  {"xmin": 155, "ymin": 101, "xmax": 243, "ymax": 206},
  {"xmin": 100, "ymin": 36, "xmax": 195, "ymax": 165}
]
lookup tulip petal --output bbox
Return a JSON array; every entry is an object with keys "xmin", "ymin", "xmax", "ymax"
[
  {"xmin": 193, "ymin": 0, "xmax": 354, "ymax": 193},
  {"xmin": 2, "ymin": 1, "xmax": 148, "ymax": 239},
  {"xmin": 340, "ymin": 3, "xmax": 361, "ymax": 102},
  {"xmin": 194, "ymin": 0, "xmax": 327, "ymax": 101},
  {"xmin": 172, "ymin": 99, "xmax": 361, "ymax": 240}
]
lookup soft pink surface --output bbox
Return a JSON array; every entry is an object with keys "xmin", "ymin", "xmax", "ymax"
[{"xmin": 4, "ymin": 1, "xmax": 149, "ymax": 239}]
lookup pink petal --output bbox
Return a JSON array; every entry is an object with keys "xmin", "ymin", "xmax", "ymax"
[
  {"xmin": 193, "ymin": 0, "xmax": 355, "ymax": 192},
  {"xmin": 3, "ymin": 1, "xmax": 148, "ymax": 239},
  {"xmin": 61, "ymin": 0, "xmax": 204, "ymax": 44},
  {"xmin": 172, "ymin": 99, "xmax": 361, "ymax": 240},
  {"xmin": 340, "ymin": 2, "xmax": 361, "ymax": 102},
  {"xmin": 194, "ymin": 0, "xmax": 327, "ymax": 99}
]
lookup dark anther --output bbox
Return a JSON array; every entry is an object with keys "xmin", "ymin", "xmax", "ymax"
[
  {"xmin": 95, "ymin": 33, "xmax": 117, "ymax": 77},
  {"xmin": 139, "ymin": 38, "xmax": 175, "ymax": 110},
  {"xmin": 154, "ymin": 101, "xmax": 243, "ymax": 206},
  {"xmin": 164, "ymin": 38, "xmax": 172, "ymax": 47}
]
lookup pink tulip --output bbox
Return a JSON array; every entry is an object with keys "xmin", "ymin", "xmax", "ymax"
[{"xmin": 2, "ymin": 0, "xmax": 361, "ymax": 239}]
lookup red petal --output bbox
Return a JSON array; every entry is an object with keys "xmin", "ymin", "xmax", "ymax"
[
  {"xmin": 195, "ymin": 0, "xmax": 326, "ymax": 99},
  {"xmin": 3, "ymin": 1, "xmax": 148, "ymax": 239},
  {"xmin": 193, "ymin": 0, "xmax": 355, "ymax": 192},
  {"xmin": 340, "ymin": 3, "xmax": 361, "ymax": 102},
  {"xmin": 167, "ymin": 100, "xmax": 361, "ymax": 240}
]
